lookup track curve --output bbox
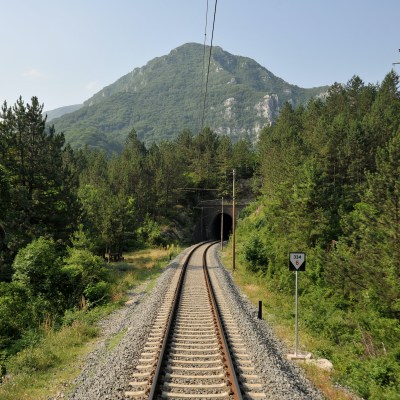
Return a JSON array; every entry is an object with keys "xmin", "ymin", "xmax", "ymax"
[{"xmin": 125, "ymin": 242, "xmax": 266, "ymax": 399}]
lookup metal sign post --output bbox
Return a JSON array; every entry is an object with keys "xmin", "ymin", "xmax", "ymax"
[
  {"xmin": 295, "ymin": 270, "xmax": 299, "ymax": 356},
  {"xmin": 232, "ymin": 169, "xmax": 236, "ymax": 271},
  {"xmin": 220, "ymin": 197, "xmax": 224, "ymax": 249},
  {"xmin": 289, "ymin": 252, "xmax": 306, "ymax": 357}
]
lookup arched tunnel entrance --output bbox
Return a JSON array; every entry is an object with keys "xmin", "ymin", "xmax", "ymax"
[{"xmin": 210, "ymin": 213, "xmax": 233, "ymax": 241}]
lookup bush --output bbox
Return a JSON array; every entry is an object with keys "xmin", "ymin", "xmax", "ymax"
[
  {"xmin": 243, "ymin": 235, "xmax": 269, "ymax": 273},
  {"xmin": 338, "ymin": 356, "xmax": 400, "ymax": 399},
  {"xmin": 84, "ymin": 281, "xmax": 111, "ymax": 304},
  {"xmin": 62, "ymin": 308, "xmax": 86, "ymax": 327},
  {"xmin": 136, "ymin": 215, "xmax": 165, "ymax": 246},
  {"xmin": 12, "ymin": 237, "xmax": 63, "ymax": 305},
  {"xmin": 62, "ymin": 248, "xmax": 108, "ymax": 307},
  {"xmin": 0, "ymin": 282, "xmax": 33, "ymax": 347}
]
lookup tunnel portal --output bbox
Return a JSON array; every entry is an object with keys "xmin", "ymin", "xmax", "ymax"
[
  {"xmin": 210, "ymin": 213, "xmax": 232, "ymax": 241},
  {"xmin": 194, "ymin": 201, "xmax": 246, "ymax": 242}
]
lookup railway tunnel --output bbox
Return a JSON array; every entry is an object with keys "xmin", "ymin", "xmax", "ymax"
[
  {"xmin": 194, "ymin": 200, "xmax": 246, "ymax": 241},
  {"xmin": 210, "ymin": 213, "xmax": 232, "ymax": 240}
]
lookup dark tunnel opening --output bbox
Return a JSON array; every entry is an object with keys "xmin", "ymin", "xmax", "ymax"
[{"xmin": 210, "ymin": 213, "xmax": 233, "ymax": 241}]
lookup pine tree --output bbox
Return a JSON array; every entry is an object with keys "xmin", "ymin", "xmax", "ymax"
[{"xmin": 0, "ymin": 97, "xmax": 78, "ymax": 278}]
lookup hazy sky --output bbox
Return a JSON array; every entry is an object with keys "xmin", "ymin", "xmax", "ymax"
[{"xmin": 1, "ymin": 0, "xmax": 399, "ymax": 111}]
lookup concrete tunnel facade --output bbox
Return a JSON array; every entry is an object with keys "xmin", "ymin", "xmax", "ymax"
[{"xmin": 193, "ymin": 201, "xmax": 245, "ymax": 242}]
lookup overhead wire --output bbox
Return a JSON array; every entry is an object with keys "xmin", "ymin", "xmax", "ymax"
[
  {"xmin": 198, "ymin": 0, "xmax": 209, "ymax": 131},
  {"xmin": 200, "ymin": 0, "xmax": 218, "ymax": 132}
]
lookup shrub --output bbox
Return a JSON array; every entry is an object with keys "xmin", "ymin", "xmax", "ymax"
[
  {"xmin": 338, "ymin": 356, "xmax": 400, "ymax": 399},
  {"xmin": 12, "ymin": 237, "xmax": 63, "ymax": 305},
  {"xmin": 0, "ymin": 282, "xmax": 34, "ymax": 347},
  {"xmin": 243, "ymin": 235, "xmax": 269, "ymax": 273},
  {"xmin": 136, "ymin": 214, "xmax": 165, "ymax": 246},
  {"xmin": 84, "ymin": 281, "xmax": 111, "ymax": 304},
  {"xmin": 62, "ymin": 248, "xmax": 108, "ymax": 307},
  {"xmin": 62, "ymin": 308, "xmax": 86, "ymax": 327}
]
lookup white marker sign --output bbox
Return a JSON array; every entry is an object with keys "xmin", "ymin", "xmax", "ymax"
[
  {"xmin": 289, "ymin": 252, "xmax": 306, "ymax": 271},
  {"xmin": 289, "ymin": 251, "xmax": 306, "ymax": 356}
]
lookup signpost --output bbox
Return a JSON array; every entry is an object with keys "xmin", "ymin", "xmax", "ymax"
[
  {"xmin": 220, "ymin": 197, "xmax": 224, "ymax": 249},
  {"xmin": 232, "ymin": 169, "xmax": 236, "ymax": 271},
  {"xmin": 289, "ymin": 252, "xmax": 306, "ymax": 357}
]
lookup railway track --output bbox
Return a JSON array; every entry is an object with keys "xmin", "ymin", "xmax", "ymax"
[{"xmin": 125, "ymin": 242, "xmax": 266, "ymax": 399}]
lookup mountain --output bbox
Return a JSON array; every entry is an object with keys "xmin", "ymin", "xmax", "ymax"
[
  {"xmin": 44, "ymin": 104, "xmax": 83, "ymax": 122},
  {"xmin": 52, "ymin": 43, "xmax": 328, "ymax": 151}
]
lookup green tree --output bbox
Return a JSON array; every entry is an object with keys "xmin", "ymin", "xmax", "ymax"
[
  {"xmin": 12, "ymin": 237, "xmax": 64, "ymax": 314},
  {"xmin": 0, "ymin": 97, "xmax": 78, "ymax": 278},
  {"xmin": 78, "ymin": 184, "xmax": 135, "ymax": 257},
  {"xmin": 0, "ymin": 165, "xmax": 10, "ymax": 274},
  {"xmin": 191, "ymin": 127, "xmax": 220, "ymax": 188},
  {"xmin": 215, "ymin": 135, "xmax": 233, "ymax": 196},
  {"xmin": 333, "ymin": 131, "xmax": 400, "ymax": 316},
  {"xmin": 232, "ymin": 139, "xmax": 255, "ymax": 179}
]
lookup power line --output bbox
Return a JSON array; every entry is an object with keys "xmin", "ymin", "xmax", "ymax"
[
  {"xmin": 198, "ymin": 0, "xmax": 209, "ymax": 132},
  {"xmin": 201, "ymin": 0, "xmax": 218, "ymax": 132},
  {"xmin": 392, "ymin": 49, "xmax": 400, "ymax": 65}
]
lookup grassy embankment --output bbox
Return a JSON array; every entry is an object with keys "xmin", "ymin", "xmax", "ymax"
[
  {"xmin": 221, "ymin": 247, "xmax": 358, "ymax": 400},
  {"xmin": 0, "ymin": 247, "xmax": 179, "ymax": 400}
]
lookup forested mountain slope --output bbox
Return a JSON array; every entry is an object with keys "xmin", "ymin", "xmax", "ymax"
[
  {"xmin": 234, "ymin": 72, "xmax": 400, "ymax": 399},
  {"xmin": 52, "ymin": 43, "xmax": 328, "ymax": 151},
  {"xmin": 44, "ymin": 104, "xmax": 83, "ymax": 122}
]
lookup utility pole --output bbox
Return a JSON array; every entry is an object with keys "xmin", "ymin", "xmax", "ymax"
[
  {"xmin": 220, "ymin": 196, "xmax": 224, "ymax": 249},
  {"xmin": 232, "ymin": 169, "xmax": 236, "ymax": 271}
]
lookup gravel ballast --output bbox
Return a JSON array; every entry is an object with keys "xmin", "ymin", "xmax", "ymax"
[
  {"xmin": 60, "ymin": 244, "xmax": 323, "ymax": 400},
  {"xmin": 208, "ymin": 245, "xmax": 324, "ymax": 400},
  {"xmin": 62, "ymin": 247, "xmax": 192, "ymax": 400}
]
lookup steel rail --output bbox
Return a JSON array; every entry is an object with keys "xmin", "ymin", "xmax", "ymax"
[
  {"xmin": 147, "ymin": 242, "xmax": 208, "ymax": 399},
  {"xmin": 147, "ymin": 241, "xmax": 242, "ymax": 399},
  {"xmin": 202, "ymin": 242, "xmax": 243, "ymax": 400}
]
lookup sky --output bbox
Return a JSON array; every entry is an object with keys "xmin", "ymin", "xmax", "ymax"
[{"xmin": 1, "ymin": 0, "xmax": 399, "ymax": 111}]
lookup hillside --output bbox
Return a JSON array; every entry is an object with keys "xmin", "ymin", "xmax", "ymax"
[
  {"xmin": 44, "ymin": 104, "xmax": 83, "ymax": 122},
  {"xmin": 52, "ymin": 43, "xmax": 328, "ymax": 151}
]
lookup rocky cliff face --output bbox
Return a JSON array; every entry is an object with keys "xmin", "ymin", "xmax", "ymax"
[{"xmin": 254, "ymin": 94, "xmax": 280, "ymax": 121}]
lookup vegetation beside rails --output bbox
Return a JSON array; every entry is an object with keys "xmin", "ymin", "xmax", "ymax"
[
  {"xmin": 0, "ymin": 313, "xmax": 99, "ymax": 400},
  {"xmin": 0, "ymin": 246, "xmax": 180, "ymax": 400},
  {"xmin": 222, "ymin": 247, "xmax": 375, "ymax": 400},
  {"xmin": 222, "ymin": 74, "xmax": 400, "ymax": 400}
]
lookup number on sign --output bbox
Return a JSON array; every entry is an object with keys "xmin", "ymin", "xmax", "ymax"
[{"xmin": 289, "ymin": 252, "xmax": 306, "ymax": 271}]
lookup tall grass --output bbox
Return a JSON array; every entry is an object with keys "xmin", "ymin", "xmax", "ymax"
[{"xmin": 0, "ymin": 317, "xmax": 98, "ymax": 400}]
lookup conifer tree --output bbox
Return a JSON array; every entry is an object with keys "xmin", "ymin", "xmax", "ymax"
[{"xmin": 0, "ymin": 97, "xmax": 78, "ymax": 278}]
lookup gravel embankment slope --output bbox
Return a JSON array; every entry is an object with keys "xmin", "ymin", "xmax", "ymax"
[{"xmin": 208, "ymin": 245, "xmax": 324, "ymax": 400}]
